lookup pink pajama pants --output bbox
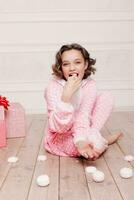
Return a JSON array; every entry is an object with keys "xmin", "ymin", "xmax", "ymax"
[
  {"xmin": 86, "ymin": 92, "xmax": 114, "ymax": 153},
  {"xmin": 72, "ymin": 92, "xmax": 114, "ymax": 157},
  {"xmin": 45, "ymin": 92, "xmax": 113, "ymax": 157}
]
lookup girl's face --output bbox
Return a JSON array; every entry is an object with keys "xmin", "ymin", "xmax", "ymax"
[{"xmin": 61, "ymin": 49, "xmax": 88, "ymax": 80}]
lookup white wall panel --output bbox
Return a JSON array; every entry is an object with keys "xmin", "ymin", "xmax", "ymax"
[
  {"xmin": 0, "ymin": 4, "xmax": 134, "ymax": 113},
  {"xmin": 0, "ymin": 0, "xmax": 134, "ymax": 11},
  {"xmin": 0, "ymin": 52, "xmax": 54, "ymax": 82},
  {"xmin": 0, "ymin": 21, "xmax": 133, "ymax": 44}
]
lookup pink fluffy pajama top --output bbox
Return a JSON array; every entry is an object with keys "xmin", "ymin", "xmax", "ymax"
[{"xmin": 44, "ymin": 77, "xmax": 113, "ymax": 157}]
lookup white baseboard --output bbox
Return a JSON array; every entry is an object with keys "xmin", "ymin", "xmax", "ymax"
[
  {"xmin": 26, "ymin": 106, "xmax": 134, "ymax": 114},
  {"xmin": 113, "ymin": 106, "xmax": 134, "ymax": 112}
]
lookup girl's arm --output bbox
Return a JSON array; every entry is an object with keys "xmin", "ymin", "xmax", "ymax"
[{"xmin": 45, "ymin": 80, "xmax": 74, "ymax": 133}]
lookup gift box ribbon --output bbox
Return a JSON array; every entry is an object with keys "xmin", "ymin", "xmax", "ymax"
[{"xmin": 0, "ymin": 96, "xmax": 10, "ymax": 110}]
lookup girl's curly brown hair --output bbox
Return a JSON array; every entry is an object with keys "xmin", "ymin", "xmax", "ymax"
[{"xmin": 52, "ymin": 43, "xmax": 96, "ymax": 80}]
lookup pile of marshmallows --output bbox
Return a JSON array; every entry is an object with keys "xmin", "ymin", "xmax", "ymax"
[
  {"xmin": 36, "ymin": 154, "xmax": 134, "ymax": 185},
  {"xmin": 85, "ymin": 154, "xmax": 134, "ymax": 183},
  {"xmin": 7, "ymin": 154, "xmax": 134, "ymax": 186}
]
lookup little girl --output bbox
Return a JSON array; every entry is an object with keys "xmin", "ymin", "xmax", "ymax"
[{"xmin": 44, "ymin": 43, "xmax": 122, "ymax": 160}]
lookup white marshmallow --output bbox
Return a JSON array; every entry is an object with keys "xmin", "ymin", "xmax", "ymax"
[
  {"xmin": 37, "ymin": 155, "xmax": 47, "ymax": 161},
  {"xmin": 92, "ymin": 170, "xmax": 105, "ymax": 182},
  {"xmin": 124, "ymin": 155, "xmax": 134, "ymax": 162},
  {"xmin": 85, "ymin": 166, "xmax": 97, "ymax": 174},
  {"xmin": 36, "ymin": 175, "xmax": 50, "ymax": 187},
  {"xmin": 7, "ymin": 156, "xmax": 18, "ymax": 163},
  {"xmin": 120, "ymin": 167, "xmax": 133, "ymax": 179}
]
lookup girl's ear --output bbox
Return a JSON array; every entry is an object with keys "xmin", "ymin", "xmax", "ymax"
[{"xmin": 84, "ymin": 61, "xmax": 88, "ymax": 70}]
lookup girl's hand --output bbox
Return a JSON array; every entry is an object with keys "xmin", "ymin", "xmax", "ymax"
[
  {"xmin": 75, "ymin": 141, "xmax": 100, "ymax": 160},
  {"xmin": 61, "ymin": 75, "xmax": 81, "ymax": 103}
]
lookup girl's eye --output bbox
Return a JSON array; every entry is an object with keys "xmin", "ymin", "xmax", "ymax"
[
  {"xmin": 62, "ymin": 63, "xmax": 69, "ymax": 66},
  {"xmin": 76, "ymin": 61, "xmax": 81, "ymax": 64}
]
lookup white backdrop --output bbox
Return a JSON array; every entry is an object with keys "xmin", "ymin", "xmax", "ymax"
[{"xmin": 0, "ymin": 0, "xmax": 134, "ymax": 113}]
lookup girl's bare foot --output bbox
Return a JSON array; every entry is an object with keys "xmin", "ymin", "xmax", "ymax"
[{"xmin": 106, "ymin": 132, "xmax": 123, "ymax": 145}]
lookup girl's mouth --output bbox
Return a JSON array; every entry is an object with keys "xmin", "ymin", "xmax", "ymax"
[{"xmin": 69, "ymin": 73, "xmax": 79, "ymax": 77}]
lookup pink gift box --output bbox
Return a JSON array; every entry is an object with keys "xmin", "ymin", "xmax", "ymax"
[
  {"xmin": 5, "ymin": 103, "xmax": 26, "ymax": 138},
  {"xmin": 0, "ymin": 106, "xmax": 6, "ymax": 147}
]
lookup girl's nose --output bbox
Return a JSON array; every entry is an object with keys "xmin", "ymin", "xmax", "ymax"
[{"xmin": 70, "ymin": 64, "xmax": 75, "ymax": 70}]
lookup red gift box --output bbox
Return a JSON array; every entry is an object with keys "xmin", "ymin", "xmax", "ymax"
[
  {"xmin": 5, "ymin": 103, "xmax": 26, "ymax": 138},
  {"xmin": 0, "ymin": 106, "xmax": 6, "ymax": 147}
]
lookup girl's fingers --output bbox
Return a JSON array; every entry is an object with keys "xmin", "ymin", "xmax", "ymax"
[
  {"xmin": 81, "ymin": 151, "xmax": 94, "ymax": 159},
  {"xmin": 83, "ymin": 153, "xmax": 89, "ymax": 159},
  {"xmin": 93, "ymin": 151, "xmax": 99, "ymax": 158},
  {"xmin": 79, "ymin": 145, "xmax": 101, "ymax": 160},
  {"xmin": 68, "ymin": 75, "xmax": 81, "ymax": 82},
  {"xmin": 87, "ymin": 152, "xmax": 94, "ymax": 159},
  {"xmin": 81, "ymin": 152, "xmax": 89, "ymax": 159}
]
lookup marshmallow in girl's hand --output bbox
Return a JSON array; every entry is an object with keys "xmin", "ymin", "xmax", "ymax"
[
  {"xmin": 37, "ymin": 155, "xmax": 47, "ymax": 161},
  {"xmin": 7, "ymin": 156, "xmax": 18, "ymax": 163},
  {"xmin": 85, "ymin": 166, "xmax": 97, "ymax": 174},
  {"xmin": 36, "ymin": 175, "xmax": 50, "ymax": 187},
  {"xmin": 120, "ymin": 167, "xmax": 133, "ymax": 179},
  {"xmin": 92, "ymin": 170, "xmax": 105, "ymax": 182},
  {"xmin": 124, "ymin": 155, "xmax": 134, "ymax": 162}
]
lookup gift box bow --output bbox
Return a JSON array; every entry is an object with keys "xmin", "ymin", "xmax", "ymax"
[{"xmin": 0, "ymin": 95, "xmax": 10, "ymax": 110}]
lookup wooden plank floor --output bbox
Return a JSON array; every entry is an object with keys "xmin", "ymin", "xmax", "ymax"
[{"xmin": 0, "ymin": 112, "xmax": 134, "ymax": 200}]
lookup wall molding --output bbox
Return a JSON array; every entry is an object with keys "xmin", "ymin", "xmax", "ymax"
[
  {"xmin": 0, "ymin": 42, "xmax": 134, "ymax": 53},
  {"xmin": 0, "ymin": 10, "xmax": 134, "ymax": 23},
  {"xmin": 27, "ymin": 106, "xmax": 134, "ymax": 114},
  {"xmin": 0, "ymin": 80, "xmax": 134, "ymax": 92}
]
